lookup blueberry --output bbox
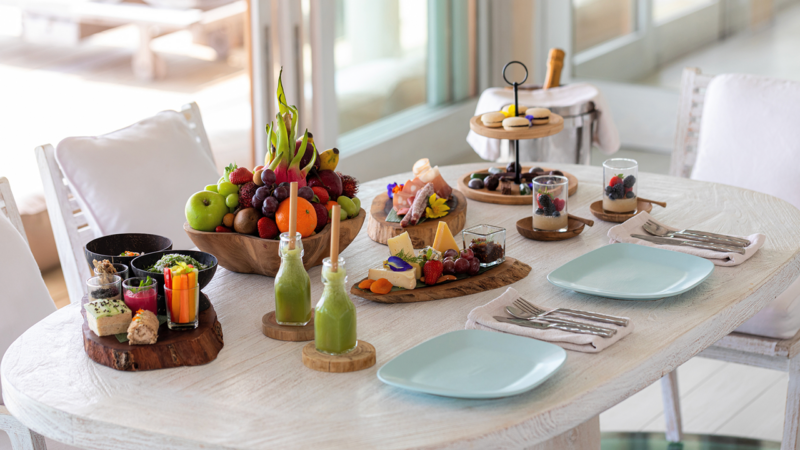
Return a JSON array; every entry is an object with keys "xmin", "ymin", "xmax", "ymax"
[
  {"xmin": 612, "ymin": 183, "xmax": 625, "ymax": 198},
  {"xmin": 626, "ymin": 191, "xmax": 635, "ymax": 199},
  {"xmin": 608, "ymin": 193, "xmax": 617, "ymax": 200},
  {"xmin": 623, "ymin": 175, "xmax": 636, "ymax": 188},
  {"xmin": 552, "ymin": 211, "xmax": 560, "ymax": 217},
  {"xmin": 535, "ymin": 208, "xmax": 544, "ymax": 215}
]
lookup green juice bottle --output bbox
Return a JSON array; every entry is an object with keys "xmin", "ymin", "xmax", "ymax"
[
  {"xmin": 314, "ymin": 257, "xmax": 357, "ymax": 355},
  {"xmin": 274, "ymin": 232, "xmax": 312, "ymax": 326}
]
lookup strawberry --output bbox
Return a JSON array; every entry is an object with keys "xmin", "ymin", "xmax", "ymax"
[
  {"xmin": 609, "ymin": 175, "xmax": 623, "ymax": 187},
  {"xmin": 311, "ymin": 186, "xmax": 329, "ymax": 204},
  {"xmin": 257, "ymin": 217, "xmax": 279, "ymax": 239},
  {"xmin": 230, "ymin": 167, "xmax": 253, "ymax": 185},
  {"xmin": 215, "ymin": 226, "xmax": 233, "ymax": 232},
  {"xmin": 423, "ymin": 260, "xmax": 443, "ymax": 286},
  {"xmin": 238, "ymin": 182, "xmax": 258, "ymax": 208}
]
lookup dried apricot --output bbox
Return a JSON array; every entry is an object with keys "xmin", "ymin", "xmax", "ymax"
[
  {"xmin": 370, "ymin": 278, "xmax": 393, "ymax": 295},
  {"xmin": 436, "ymin": 275, "xmax": 457, "ymax": 284},
  {"xmin": 358, "ymin": 279, "xmax": 375, "ymax": 290}
]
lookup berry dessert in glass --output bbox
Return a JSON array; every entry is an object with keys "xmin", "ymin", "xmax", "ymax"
[
  {"xmin": 603, "ymin": 158, "xmax": 638, "ymax": 213},
  {"xmin": 533, "ymin": 176, "xmax": 568, "ymax": 232}
]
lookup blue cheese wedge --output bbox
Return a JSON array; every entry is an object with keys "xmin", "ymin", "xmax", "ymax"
[
  {"xmin": 84, "ymin": 299, "xmax": 132, "ymax": 337},
  {"xmin": 368, "ymin": 266, "xmax": 417, "ymax": 290}
]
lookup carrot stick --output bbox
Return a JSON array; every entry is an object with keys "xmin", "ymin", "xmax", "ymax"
[
  {"xmin": 179, "ymin": 274, "xmax": 189, "ymax": 323},
  {"xmin": 171, "ymin": 273, "xmax": 182, "ymax": 320},
  {"xmin": 187, "ymin": 270, "xmax": 197, "ymax": 321}
]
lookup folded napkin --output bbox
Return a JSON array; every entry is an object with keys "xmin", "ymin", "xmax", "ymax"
[
  {"xmin": 466, "ymin": 83, "xmax": 620, "ymax": 161},
  {"xmin": 607, "ymin": 212, "xmax": 766, "ymax": 267},
  {"xmin": 465, "ymin": 287, "xmax": 633, "ymax": 353}
]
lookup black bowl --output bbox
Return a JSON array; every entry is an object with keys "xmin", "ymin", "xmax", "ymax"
[
  {"xmin": 130, "ymin": 250, "xmax": 218, "ymax": 312},
  {"xmin": 84, "ymin": 233, "xmax": 173, "ymax": 274}
]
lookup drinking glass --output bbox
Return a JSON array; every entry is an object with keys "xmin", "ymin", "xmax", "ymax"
[
  {"xmin": 462, "ymin": 225, "xmax": 506, "ymax": 267},
  {"xmin": 122, "ymin": 277, "xmax": 158, "ymax": 314},
  {"xmin": 94, "ymin": 263, "xmax": 128, "ymax": 281},
  {"xmin": 532, "ymin": 175, "xmax": 569, "ymax": 232},
  {"xmin": 165, "ymin": 284, "xmax": 199, "ymax": 330},
  {"xmin": 603, "ymin": 158, "xmax": 638, "ymax": 213},
  {"xmin": 87, "ymin": 275, "xmax": 122, "ymax": 301}
]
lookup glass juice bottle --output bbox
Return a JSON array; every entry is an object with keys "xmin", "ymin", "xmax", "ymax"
[
  {"xmin": 274, "ymin": 232, "xmax": 312, "ymax": 326},
  {"xmin": 314, "ymin": 257, "xmax": 357, "ymax": 355}
]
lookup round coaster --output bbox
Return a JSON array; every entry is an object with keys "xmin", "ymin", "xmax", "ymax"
[
  {"xmin": 302, "ymin": 340, "xmax": 376, "ymax": 373},
  {"xmin": 262, "ymin": 311, "xmax": 314, "ymax": 342},
  {"xmin": 589, "ymin": 199, "xmax": 653, "ymax": 223},
  {"xmin": 516, "ymin": 216, "xmax": 588, "ymax": 241}
]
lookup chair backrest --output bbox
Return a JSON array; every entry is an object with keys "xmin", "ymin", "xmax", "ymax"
[
  {"xmin": 36, "ymin": 102, "xmax": 216, "ymax": 305},
  {"xmin": 0, "ymin": 177, "xmax": 27, "ymax": 242},
  {"xmin": 669, "ymin": 67, "xmax": 716, "ymax": 178}
]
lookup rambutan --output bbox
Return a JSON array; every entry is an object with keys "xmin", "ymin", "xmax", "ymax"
[
  {"xmin": 238, "ymin": 182, "xmax": 258, "ymax": 208},
  {"xmin": 337, "ymin": 173, "xmax": 359, "ymax": 198}
]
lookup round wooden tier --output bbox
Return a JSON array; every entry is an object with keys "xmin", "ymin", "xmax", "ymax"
[
  {"xmin": 516, "ymin": 215, "xmax": 590, "ymax": 241},
  {"xmin": 458, "ymin": 166, "xmax": 578, "ymax": 205},
  {"xmin": 261, "ymin": 311, "xmax": 314, "ymax": 341},
  {"xmin": 469, "ymin": 113, "xmax": 564, "ymax": 140},
  {"xmin": 302, "ymin": 341, "xmax": 376, "ymax": 373},
  {"xmin": 589, "ymin": 199, "xmax": 654, "ymax": 223},
  {"xmin": 81, "ymin": 295, "xmax": 223, "ymax": 371},
  {"xmin": 367, "ymin": 190, "xmax": 467, "ymax": 247}
]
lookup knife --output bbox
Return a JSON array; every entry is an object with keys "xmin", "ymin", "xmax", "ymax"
[
  {"xmin": 493, "ymin": 316, "xmax": 616, "ymax": 338},
  {"xmin": 632, "ymin": 234, "xmax": 746, "ymax": 255}
]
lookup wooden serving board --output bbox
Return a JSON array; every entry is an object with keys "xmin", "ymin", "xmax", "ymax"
[
  {"xmin": 457, "ymin": 167, "xmax": 578, "ymax": 205},
  {"xmin": 81, "ymin": 296, "xmax": 223, "ymax": 371},
  {"xmin": 589, "ymin": 199, "xmax": 654, "ymax": 223},
  {"xmin": 185, "ymin": 209, "xmax": 366, "ymax": 277},
  {"xmin": 367, "ymin": 191, "xmax": 467, "ymax": 247},
  {"xmin": 350, "ymin": 257, "xmax": 531, "ymax": 304},
  {"xmin": 469, "ymin": 113, "xmax": 564, "ymax": 140}
]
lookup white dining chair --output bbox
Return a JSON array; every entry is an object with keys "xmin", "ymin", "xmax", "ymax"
[
  {"xmin": 36, "ymin": 102, "xmax": 219, "ymax": 305},
  {"xmin": 661, "ymin": 67, "xmax": 800, "ymax": 448}
]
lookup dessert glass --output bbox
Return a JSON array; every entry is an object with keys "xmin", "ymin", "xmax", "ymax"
[
  {"xmin": 533, "ymin": 176, "xmax": 569, "ymax": 232},
  {"xmin": 603, "ymin": 158, "xmax": 638, "ymax": 213},
  {"xmin": 94, "ymin": 263, "xmax": 128, "ymax": 281},
  {"xmin": 165, "ymin": 284, "xmax": 199, "ymax": 330},
  {"xmin": 462, "ymin": 225, "xmax": 506, "ymax": 267},
  {"xmin": 122, "ymin": 277, "xmax": 158, "ymax": 314},
  {"xmin": 87, "ymin": 275, "xmax": 122, "ymax": 301}
]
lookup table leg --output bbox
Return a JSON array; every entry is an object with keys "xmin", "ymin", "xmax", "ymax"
[
  {"xmin": 529, "ymin": 415, "xmax": 600, "ymax": 450},
  {"xmin": 132, "ymin": 24, "xmax": 166, "ymax": 81}
]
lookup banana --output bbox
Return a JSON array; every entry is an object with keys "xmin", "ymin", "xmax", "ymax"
[{"xmin": 319, "ymin": 147, "xmax": 340, "ymax": 171}]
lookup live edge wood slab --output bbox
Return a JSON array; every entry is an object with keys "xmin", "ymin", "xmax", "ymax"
[
  {"xmin": 81, "ymin": 296, "xmax": 223, "ymax": 371},
  {"xmin": 367, "ymin": 190, "xmax": 467, "ymax": 247},
  {"xmin": 350, "ymin": 257, "xmax": 531, "ymax": 303}
]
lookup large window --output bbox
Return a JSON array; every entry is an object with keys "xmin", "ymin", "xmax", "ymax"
[{"xmin": 573, "ymin": 0, "xmax": 637, "ymax": 53}]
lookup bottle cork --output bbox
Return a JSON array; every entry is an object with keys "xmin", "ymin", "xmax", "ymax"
[{"xmin": 543, "ymin": 48, "xmax": 565, "ymax": 90}]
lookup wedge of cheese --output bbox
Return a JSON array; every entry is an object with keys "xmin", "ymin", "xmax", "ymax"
[
  {"xmin": 432, "ymin": 221, "xmax": 459, "ymax": 254},
  {"xmin": 388, "ymin": 231, "xmax": 422, "ymax": 279},
  {"xmin": 368, "ymin": 266, "xmax": 417, "ymax": 290}
]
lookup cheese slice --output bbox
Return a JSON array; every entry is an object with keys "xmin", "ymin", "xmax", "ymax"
[
  {"xmin": 432, "ymin": 221, "xmax": 459, "ymax": 254},
  {"xmin": 388, "ymin": 232, "xmax": 415, "ymax": 258},
  {"xmin": 368, "ymin": 267, "xmax": 417, "ymax": 290}
]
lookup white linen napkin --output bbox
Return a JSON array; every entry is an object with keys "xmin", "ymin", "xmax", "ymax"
[
  {"xmin": 466, "ymin": 84, "xmax": 620, "ymax": 161},
  {"xmin": 465, "ymin": 287, "xmax": 633, "ymax": 353},
  {"xmin": 607, "ymin": 212, "xmax": 766, "ymax": 267}
]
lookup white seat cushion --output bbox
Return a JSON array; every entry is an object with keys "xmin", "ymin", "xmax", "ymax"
[
  {"xmin": 692, "ymin": 73, "xmax": 800, "ymax": 339},
  {"xmin": 55, "ymin": 110, "xmax": 219, "ymax": 250}
]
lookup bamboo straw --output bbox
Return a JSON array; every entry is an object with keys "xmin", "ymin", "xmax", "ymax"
[
  {"xmin": 289, "ymin": 182, "xmax": 298, "ymax": 250},
  {"xmin": 330, "ymin": 205, "xmax": 341, "ymax": 272}
]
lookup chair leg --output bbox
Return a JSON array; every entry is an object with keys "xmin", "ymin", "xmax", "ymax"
[
  {"xmin": 783, "ymin": 354, "xmax": 800, "ymax": 450},
  {"xmin": 0, "ymin": 410, "xmax": 47, "ymax": 450},
  {"xmin": 661, "ymin": 370, "xmax": 683, "ymax": 443}
]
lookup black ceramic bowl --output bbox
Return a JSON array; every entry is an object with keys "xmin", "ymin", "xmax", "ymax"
[
  {"xmin": 131, "ymin": 250, "xmax": 218, "ymax": 291},
  {"xmin": 84, "ymin": 233, "xmax": 173, "ymax": 273}
]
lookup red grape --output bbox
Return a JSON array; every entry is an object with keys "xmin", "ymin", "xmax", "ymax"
[
  {"xmin": 297, "ymin": 186, "xmax": 314, "ymax": 201},
  {"xmin": 262, "ymin": 196, "xmax": 279, "ymax": 218},
  {"xmin": 468, "ymin": 258, "xmax": 480, "ymax": 276},
  {"xmin": 454, "ymin": 258, "xmax": 470, "ymax": 274},
  {"xmin": 273, "ymin": 186, "xmax": 289, "ymax": 202},
  {"xmin": 443, "ymin": 249, "xmax": 458, "ymax": 260},
  {"xmin": 442, "ymin": 259, "xmax": 455, "ymax": 275},
  {"xmin": 261, "ymin": 169, "xmax": 276, "ymax": 186},
  {"xmin": 460, "ymin": 248, "xmax": 474, "ymax": 261}
]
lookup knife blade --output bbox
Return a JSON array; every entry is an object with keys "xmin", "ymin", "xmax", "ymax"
[
  {"xmin": 632, "ymin": 234, "xmax": 746, "ymax": 255},
  {"xmin": 493, "ymin": 316, "xmax": 616, "ymax": 338}
]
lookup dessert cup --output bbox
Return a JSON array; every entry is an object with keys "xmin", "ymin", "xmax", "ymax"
[
  {"xmin": 533, "ymin": 176, "xmax": 569, "ymax": 232},
  {"xmin": 603, "ymin": 158, "xmax": 638, "ymax": 213}
]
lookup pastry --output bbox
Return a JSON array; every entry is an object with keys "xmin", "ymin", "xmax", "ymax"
[
  {"xmin": 527, "ymin": 108, "xmax": 551, "ymax": 125},
  {"xmin": 84, "ymin": 298, "xmax": 132, "ymax": 337},
  {"xmin": 502, "ymin": 116, "xmax": 530, "ymax": 131},
  {"xmin": 127, "ymin": 309, "xmax": 159, "ymax": 345},
  {"xmin": 480, "ymin": 112, "xmax": 505, "ymax": 128}
]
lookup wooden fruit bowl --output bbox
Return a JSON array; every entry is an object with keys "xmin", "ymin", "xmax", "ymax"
[{"xmin": 184, "ymin": 209, "xmax": 366, "ymax": 277}]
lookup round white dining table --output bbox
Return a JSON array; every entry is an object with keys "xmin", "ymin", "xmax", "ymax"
[{"xmin": 3, "ymin": 163, "xmax": 800, "ymax": 450}]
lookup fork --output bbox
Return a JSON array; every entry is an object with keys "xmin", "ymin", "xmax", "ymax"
[
  {"xmin": 645, "ymin": 219, "xmax": 751, "ymax": 247},
  {"xmin": 513, "ymin": 298, "xmax": 629, "ymax": 327},
  {"xmin": 506, "ymin": 306, "xmax": 616, "ymax": 334}
]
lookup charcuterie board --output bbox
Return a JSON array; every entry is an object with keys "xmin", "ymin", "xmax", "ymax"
[
  {"xmin": 458, "ymin": 167, "xmax": 578, "ymax": 205},
  {"xmin": 367, "ymin": 191, "xmax": 467, "ymax": 247}
]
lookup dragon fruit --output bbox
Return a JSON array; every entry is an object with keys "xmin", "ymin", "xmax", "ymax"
[{"xmin": 264, "ymin": 68, "xmax": 316, "ymax": 187}]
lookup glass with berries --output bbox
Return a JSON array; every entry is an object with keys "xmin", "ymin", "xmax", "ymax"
[
  {"xmin": 603, "ymin": 158, "xmax": 638, "ymax": 213},
  {"xmin": 533, "ymin": 176, "xmax": 569, "ymax": 232}
]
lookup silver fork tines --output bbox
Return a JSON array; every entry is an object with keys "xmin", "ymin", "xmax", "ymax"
[
  {"xmin": 514, "ymin": 298, "xmax": 629, "ymax": 327},
  {"xmin": 644, "ymin": 219, "xmax": 750, "ymax": 247}
]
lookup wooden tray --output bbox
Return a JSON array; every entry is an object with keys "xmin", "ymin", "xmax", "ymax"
[
  {"xmin": 457, "ymin": 166, "xmax": 578, "ymax": 205},
  {"xmin": 469, "ymin": 113, "xmax": 564, "ymax": 140},
  {"xmin": 516, "ymin": 215, "xmax": 592, "ymax": 241},
  {"xmin": 350, "ymin": 257, "xmax": 531, "ymax": 304},
  {"xmin": 589, "ymin": 199, "xmax": 654, "ymax": 223},
  {"xmin": 81, "ymin": 295, "xmax": 223, "ymax": 371},
  {"xmin": 367, "ymin": 191, "xmax": 467, "ymax": 247},
  {"xmin": 184, "ymin": 209, "xmax": 366, "ymax": 277}
]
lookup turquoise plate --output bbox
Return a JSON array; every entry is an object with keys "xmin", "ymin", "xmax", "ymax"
[
  {"xmin": 547, "ymin": 243, "xmax": 715, "ymax": 300},
  {"xmin": 377, "ymin": 329, "xmax": 566, "ymax": 399}
]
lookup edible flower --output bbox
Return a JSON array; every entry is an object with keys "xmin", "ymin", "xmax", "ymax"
[
  {"xmin": 426, "ymin": 194, "xmax": 450, "ymax": 219},
  {"xmin": 385, "ymin": 256, "xmax": 413, "ymax": 272},
  {"xmin": 387, "ymin": 182, "xmax": 404, "ymax": 199}
]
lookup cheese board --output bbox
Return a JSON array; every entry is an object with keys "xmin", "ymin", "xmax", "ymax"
[
  {"xmin": 458, "ymin": 166, "xmax": 578, "ymax": 205},
  {"xmin": 367, "ymin": 190, "xmax": 467, "ymax": 247}
]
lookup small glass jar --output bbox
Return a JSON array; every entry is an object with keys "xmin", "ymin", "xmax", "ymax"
[
  {"xmin": 165, "ymin": 284, "xmax": 199, "ymax": 330},
  {"xmin": 462, "ymin": 225, "xmax": 506, "ymax": 267},
  {"xmin": 87, "ymin": 275, "xmax": 122, "ymax": 301},
  {"xmin": 94, "ymin": 263, "xmax": 129, "ymax": 281},
  {"xmin": 603, "ymin": 158, "xmax": 638, "ymax": 213},
  {"xmin": 533, "ymin": 175, "xmax": 569, "ymax": 232},
  {"xmin": 314, "ymin": 257, "xmax": 357, "ymax": 355},
  {"xmin": 274, "ymin": 232, "xmax": 312, "ymax": 326},
  {"xmin": 122, "ymin": 277, "xmax": 158, "ymax": 314}
]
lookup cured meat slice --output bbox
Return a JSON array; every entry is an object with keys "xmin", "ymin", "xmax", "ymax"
[{"xmin": 400, "ymin": 183, "xmax": 434, "ymax": 228}]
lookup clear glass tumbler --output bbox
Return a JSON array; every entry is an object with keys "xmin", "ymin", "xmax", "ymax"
[
  {"xmin": 603, "ymin": 158, "xmax": 638, "ymax": 213},
  {"xmin": 533, "ymin": 175, "xmax": 569, "ymax": 232},
  {"xmin": 94, "ymin": 263, "xmax": 129, "ymax": 281},
  {"xmin": 87, "ymin": 275, "xmax": 122, "ymax": 301},
  {"xmin": 122, "ymin": 277, "xmax": 158, "ymax": 315},
  {"xmin": 165, "ymin": 284, "xmax": 199, "ymax": 330},
  {"xmin": 462, "ymin": 225, "xmax": 506, "ymax": 267}
]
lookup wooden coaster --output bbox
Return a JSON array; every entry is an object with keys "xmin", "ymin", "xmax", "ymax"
[
  {"xmin": 589, "ymin": 199, "xmax": 654, "ymax": 223},
  {"xmin": 302, "ymin": 340, "xmax": 376, "ymax": 373},
  {"xmin": 458, "ymin": 166, "xmax": 578, "ymax": 205},
  {"xmin": 367, "ymin": 191, "xmax": 467, "ymax": 247},
  {"xmin": 262, "ymin": 311, "xmax": 314, "ymax": 342},
  {"xmin": 516, "ymin": 214, "xmax": 592, "ymax": 241}
]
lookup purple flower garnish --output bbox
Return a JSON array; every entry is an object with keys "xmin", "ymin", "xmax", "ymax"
[
  {"xmin": 386, "ymin": 256, "xmax": 413, "ymax": 272},
  {"xmin": 387, "ymin": 182, "xmax": 398, "ymax": 199}
]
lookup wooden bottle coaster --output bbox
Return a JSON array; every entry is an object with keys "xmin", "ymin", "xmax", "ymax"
[
  {"xmin": 261, "ymin": 311, "xmax": 314, "ymax": 341},
  {"xmin": 516, "ymin": 214, "xmax": 592, "ymax": 242},
  {"xmin": 302, "ymin": 341, "xmax": 376, "ymax": 373},
  {"xmin": 589, "ymin": 199, "xmax": 656, "ymax": 223}
]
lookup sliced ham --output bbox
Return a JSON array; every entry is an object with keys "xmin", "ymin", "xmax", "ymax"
[{"xmin": 392, "ymin": 164, "xmax": 453, "ymax": 211}]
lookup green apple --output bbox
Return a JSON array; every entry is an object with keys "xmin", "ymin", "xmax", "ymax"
[
  {"xmin": 205, "ymin": 184, "xmax": 218, "ymax": 193},
  {"xmin": 185, "ymin": 191, "xmax": 228, "ymax": 231},
  {"xmin": 225, "ymin": 193, "xmax": 239, "ymax": 208},
  {"xmin": 218, "ymin": 181, "xmax": 238, "ymax": 197}
]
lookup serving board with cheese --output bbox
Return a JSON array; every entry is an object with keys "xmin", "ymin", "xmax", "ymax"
[{"xmin": 367, "ymin": 190, "xmax": 467, "ymax": 247}]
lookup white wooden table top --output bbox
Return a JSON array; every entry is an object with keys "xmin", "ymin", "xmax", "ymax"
[{"xmin": 3, "ymin": 163, "xmax": 800, "ymax": 450}]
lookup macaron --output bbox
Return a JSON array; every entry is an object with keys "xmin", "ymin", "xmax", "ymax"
[
  {"xmin": 527, "ymin": 108, "xmax": 551, "ymax": 125},
  {"xmin": 502, "ymin": 104, "xmax": 528, "ymax": 117},
  {"xmin": 481, "ymin": 112, "xmax": 506, "ymax": 128},
  {"xmin": 502, "ymin": 116, "xmax": 531, "ymax": 131}
]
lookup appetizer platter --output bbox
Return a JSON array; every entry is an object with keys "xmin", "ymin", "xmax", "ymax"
[
  {"xmin": 351, "ymin": 224, "xmax": 531, "ymax": 304},
  {"xmin": 458, "ymin": 164, "xmax": 579, "ymax": 205},
  {"xmin": 368, "ymin": 158, "xmax": 466, "ymax": 247}
]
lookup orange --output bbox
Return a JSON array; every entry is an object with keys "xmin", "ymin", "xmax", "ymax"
[
  {"xmin": 275, "ymin": 198, "xmax": 318, "ymax": 238},
  {"xmin": 325, "ymin": 200, "xmax": 339, "ymax": 213}
]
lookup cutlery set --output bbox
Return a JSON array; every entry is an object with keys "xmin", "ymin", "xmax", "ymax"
[
  {"xmin": 634, "ymin": 219, "xmax": 749, "ymax": 254},
  {"xmin": 499, "ymin": 298, "xmax": 627, "ymax": 338}
]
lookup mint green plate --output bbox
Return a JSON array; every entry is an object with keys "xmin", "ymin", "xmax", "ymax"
[
  {"xmin": 547, "ymin": 243, "xmax": 715, "ymax": 300},
  {"xmin": 377, "ymin": 329, "xmax": 566, "ymax": 399}
]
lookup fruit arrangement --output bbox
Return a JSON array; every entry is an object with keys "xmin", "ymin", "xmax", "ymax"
[
  {"xmin": 605, "ymin": 174, "xmax": 636, "ymax": 200},
  {"xmin": 535, "ymin": 188, "xmax": 566, "ymax": 217},
  {"xmin": 467, "ymin": 164, "xmax": 566, "ymax": 196},
  {"xmin": 185, "ymin": 69, "xmax": 361, "ymax": 240},
  {"xmin": 386, "ymin": 158, "xmax": 454, "ymax": 227}
]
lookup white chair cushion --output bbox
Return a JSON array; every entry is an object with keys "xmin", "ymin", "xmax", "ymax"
[
  {"xmin": 55, "ymin": 110, "xmax": 219, "ymax": 250},
  {"xmin": 0, "ymin": 213, "xmax": 56, "ymax": 404},
  {"xmin": 692, "ymin": 73, "xmax": 800, "ymax": 339}
]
